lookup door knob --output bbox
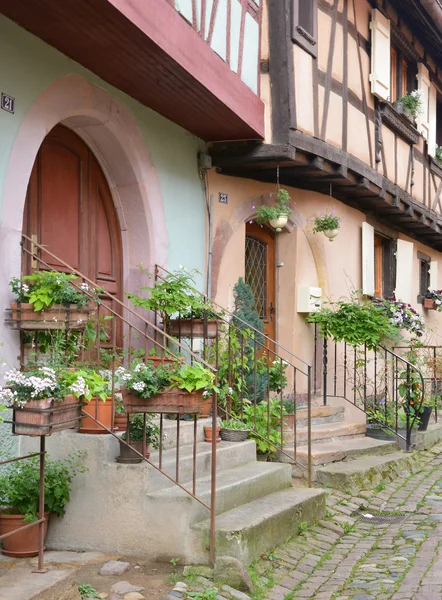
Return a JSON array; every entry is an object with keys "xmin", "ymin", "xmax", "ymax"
[{"xmin": 269, "ymin": 302, "xmax": 276, "ymax": 321}]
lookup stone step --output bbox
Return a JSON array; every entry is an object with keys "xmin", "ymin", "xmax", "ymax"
[
  {"xmin": 193, "ymin": 487, "xmax": 326, "ymax": 565},
  {"xmin": 0, "ymin": 567, "xmax": 78, "ymax": 600},
  {"xmin": 288, "ymin": 405, "xmax": 345, "ymax": 427},
  {"xmin": 287, "ymin": 437, "xmax": 398, "ymax": 467},
  {"xmin": 315, "ymin": 452, "xmax": 422, "ymax": 493},
  {"xmin": 284, "ymin": 421, "xmax": 366, "ymax": 444},
  {"xmin": 149, "ymin": 460, "xmax": 293, "ymax": 522}
]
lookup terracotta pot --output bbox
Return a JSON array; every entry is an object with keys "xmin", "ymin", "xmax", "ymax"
[
  {"xmin": 0, "ymin": 512, "xmax": 49, "ymax": 557},
  {"xmin": 117, "ymin": 439, "xmax": 150, "ymax": 463},
  {"xmin": 204, "ymin": 425, "xmax": 221, "ymax": 443},
  {"xmin": 10, "ymin": 303, "xmax": 94, "ymax": 331},
  {"xmin": 122, "ymin": 388, "xmax": 203, "ymax": 415},
  {"xmin": 13, "ymin": 395, "xmax": 81, "ymax": 436},
  {"xmin": 424, "ymin": 298, "xmax": 436, "ymax": 310},
  {"xmin": 113, "ymin": 411, "xmax": 128, "ymax": 431},
  {"xmin": 169, "ymin": 319, "xmax": 222, "ymax": 339},
  {"xmin": 145, "ymin": 355, "xmax": 185, "ymax": 366},
  {"xmin": 80, "ymin": 398, "xmax": 112, "ymax": 433},
  {"xmin": 199, "ymin": 396, "xmax": 212, "ymax": 418}
]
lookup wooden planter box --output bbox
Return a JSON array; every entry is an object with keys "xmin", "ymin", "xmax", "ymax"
[
  {"xmin": 423, "ymin": 298, "xmax": 436, "ymax": 310},
  {"xmin": 169, "ymin": 319, "xmax": 222, "ymax": 339},
  {"xmin": 12, "ymin": 395, "xmax": 81, "ymax": 436},
  {"xmin": 9, "ymin": 303, "xmax": 95, "ymax": 330},
  {"xmin": 122, "ymin": 388, "xmax": 203, "ymax": 415}
]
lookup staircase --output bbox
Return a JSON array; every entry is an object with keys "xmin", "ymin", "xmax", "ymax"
[{"xmin": 20, "ymin": 423, "xmax": 325, "ymax": 566}]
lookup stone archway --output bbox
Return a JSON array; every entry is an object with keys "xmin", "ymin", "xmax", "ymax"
[{"xmin": 0, "ymin": 73, "xmax": 168, "ymax": 364}]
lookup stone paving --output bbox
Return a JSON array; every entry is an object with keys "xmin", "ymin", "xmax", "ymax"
[{"xmin": 260, "ymin": 443, "xmax": 442, "ymax": 600}]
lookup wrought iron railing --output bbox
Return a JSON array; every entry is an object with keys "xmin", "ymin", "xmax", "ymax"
[{"xmin": 314, "ymin": 326, "xmax": 426, "ymax": 451}]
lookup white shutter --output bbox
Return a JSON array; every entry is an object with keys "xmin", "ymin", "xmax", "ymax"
[
  {"xmin": 395, "ymin": 240, "xmax": 414, "ymax": 304},
  {"xmin": 417, "ymin": 63, "xmax": 431, "ymax": 140},
  {"xmin": 362, "ymin": 223, "xmax": 375, "ymax": 296},
  {"xmin": 428, "ymin": 84, "xmax": 437, "ymax": 157},
  {"xmin": 369, "ymin": 9, "xmax": 391, "ymax": 100},
  {"xmin": 430, "ymin": 261, "xmax": 438, "ymax": 291}
]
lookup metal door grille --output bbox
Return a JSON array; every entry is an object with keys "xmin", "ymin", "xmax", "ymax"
[{"xmin": 245, "ymin": 236, "xmax": 267, "ymax": 319}]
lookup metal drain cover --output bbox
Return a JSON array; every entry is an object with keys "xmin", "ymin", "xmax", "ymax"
[{"xmin": 356, "ymin": 511, "xmax": 411, "ymax": 525}]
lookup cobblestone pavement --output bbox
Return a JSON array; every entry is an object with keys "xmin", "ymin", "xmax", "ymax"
[{"xmin": 262, "ymin": 444, "xmax": 442, "ymax": 600}]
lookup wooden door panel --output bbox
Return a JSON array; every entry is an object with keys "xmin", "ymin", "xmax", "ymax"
[{"xmin": 245, "ymin": 222, "xmax": 276, "ymax": 342}]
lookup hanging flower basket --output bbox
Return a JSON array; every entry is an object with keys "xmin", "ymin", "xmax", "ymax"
[
  {"xmin": 169, "ymin": 318, "xmax": 222, "ymax": 339},
  {"xmin": 122, "ymin": 388, "xmax": 204, "ymax": 415},
  {"xmin": 268, "ymin": 216, "xmax": 289, "ymax": 232},
  {"xmin": 9, "ymin": 303, "xmax": 95, "ymax": 331},
  {"xmin": 255, "ymin": 189, "xmax": 292, "ymax": 233},
  {"xmin": 12, "ymin": 395, "xmax": 82, "ymax": 436},
  {"xmin": 322, "ymin": 228, "xmax": 339, "ymax": 242}
]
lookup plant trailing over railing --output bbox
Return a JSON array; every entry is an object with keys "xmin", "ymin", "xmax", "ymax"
[
  {"xmin": 10, "ymin": 272, "xmax": 97, "ymax": 311},
  {"xmin": 255, "ymin": 189, "xmax": 292, "ymax": 232},
  {"xmin": 312, "ymin": 211, "xmax": 341, "ymax": 234},
  {"xmin": 0, "ymin": 451, "xmax": 86, "ymax": 522},
  {"xmin": 375, "ymin": 297, "xmax": 425, "ymax": 337},
  {"xmin": 396, "ymin": 89, "xmax": 424, "ymax": 121}
]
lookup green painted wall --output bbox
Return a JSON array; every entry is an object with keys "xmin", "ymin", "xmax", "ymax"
[{"xmin": 0, "ymin": 15, "xmax": 207, "ymax": 277}]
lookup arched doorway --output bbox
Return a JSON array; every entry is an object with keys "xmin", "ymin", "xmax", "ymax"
[
  {"xmin": 22, "ymin": 125, "xmax": 123, "ymax": 353},
  {"xmin": 245, "ymin": 222, "xmax": 276, "ymax": 341}
]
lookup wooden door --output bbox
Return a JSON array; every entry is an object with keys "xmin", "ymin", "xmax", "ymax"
[
  {"xmin": 22, "ymin": 124, "xmax": 123, "ymax": 345},
  {"xmin": 245, "ymin": 222, "xmax": 276, "ymax": 342}
]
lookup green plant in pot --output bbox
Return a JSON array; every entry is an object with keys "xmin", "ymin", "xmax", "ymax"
[
  {"xmin": 395, "ymin": 89, "xmax": 424, "ymax": 122},
  {"xmin": 0, "ymin": 451, "xmax": 86, "ymax": 557},
  {"xmin": 312, "ymin": 211, "xmax": 341, "ymax": 241},
  {"xmin": 255, "ymin": 189, "xmax": 292, "ymax": 232},
  {"xmin": 219, "ymin": 419, "xmax": 250, "ymax": 442},
  {"xmin": 117, "ymin": 414, "xmax": 160, "ymax": 463}
]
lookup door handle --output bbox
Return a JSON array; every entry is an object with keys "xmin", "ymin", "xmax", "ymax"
[{"xmin": 269, "ymin": 302, "xmax": 276, "ymax": 321}]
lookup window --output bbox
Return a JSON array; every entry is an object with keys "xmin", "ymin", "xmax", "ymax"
[
  {"xmin": 419, "ymin": 252, "xmax": 431, "ymax": 301},
  {"xmin": 389, "ymin": 44, "xmax": 416, "ymax": 102},
  {"xmin": 374, "ymin": 234, "xmax": 396, "ymax": 298},
  {"xmin": 292, "ymin": 0, "xmax": 317, "ymax": 58},
  {"xmin": 437, "ymin": 96, "xmax": 442, "ymax": 149}
]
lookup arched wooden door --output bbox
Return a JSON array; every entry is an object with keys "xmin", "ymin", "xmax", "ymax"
[
  {"xmin": 245, "ymin": 222, "xmax": 276, "ymax": 342},
  {"xmin": 22, "ymin": 124, "xmax": 123, "ymax": 342}
]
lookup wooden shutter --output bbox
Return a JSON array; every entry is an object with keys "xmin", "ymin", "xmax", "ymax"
[
  {"xmin": 417, "ymin": 63, "xmax": 431, "ymax": 140},
  {"xmin": 430, "ymin": 260, "xmax": 438, "ymax": 291},
  {"xmin": 395, "ymin": 240, "xmax": 414, "ymax": 304},
  {"xmin": 292, "ymin": 0, "xmax": 318, "ymax": 58},
  {"xmin": 429, "ymin": 84, "xmax": 437, "ymax": 157},
  {"xmin": 362, "ymin": 223, "xmax": 375, "ymax": 296},
  {"xmin": 369, "ymin": 9, "xmax": 391, "ymax": 100}
]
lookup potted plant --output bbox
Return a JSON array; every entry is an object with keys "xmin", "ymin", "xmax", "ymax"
[
  {"xmin": 282, "ymin": 397, "xmax": 295, "ymax": 431},
  {"xmin": 118, "ymin": 361, "xmax": 217, "ymax": 415},
  {"xmin": 114, "ymin": 397, "xmax": 128, "ymax": 431},
  {"xmin": 117, "ymin": 414, "xmax": 160, "ymax": 463},
  {"xmin": 9, "ymin": 272, "xmax": 96, "ymax": 330},
  {"xmin": 423, "ymin": 290, "xmax": 442, "ymax": 311},
  {"xmin": 0, "ymin": 366, "xmax": 84, "ymax": 436},
  {"xmin": 219, "ymin": 419, "xmax": 250, "ymax": 442},
  {"xmin": 0, "ymin": 452, "xmax": 85, "ymax": 557},
  {"xmin": 436, "ymin": 146, "xmax": 442, "ymax": 165},
  {"xmin": 72, "ymin": 369, "xmax": 112, "ymax": 434},
  {"xmin": 203, "ymin": 422, "xmax": 221, "ymax": 443},
  {"xmin": 394, "ymin": 89, "xmax": 424, "ymax": 123},
  {"xmin": 255, "ymin": 189, "xmax": 292, "ymax": 232},
  {"xmin": 312, "ymin": 211, "xmax": 341, "ymax": 241},
  {"xmin": 169, "ymin": 306, "xmax": 223, "ymax": 339}
]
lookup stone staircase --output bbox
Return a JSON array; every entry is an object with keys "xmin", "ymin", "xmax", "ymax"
[
  {"xmin": 282, "ymin": 400, "xmax": 403, "ymax": 488},
  {"xmin": 20, "ymin": 421, "xmax": 325, "ymax": 566}
]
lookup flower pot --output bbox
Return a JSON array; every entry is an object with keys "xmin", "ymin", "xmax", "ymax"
[
  {"xmin": 122, "ymin": 388, "xmax": 204, "ymax": 415},
  {"xmin": 204, "ymin": 425, "xmax": 221, "ymax": 443},
  {"xmin": 323, "ymin": 229, "xmax": 339, "ymax": 241},
  {"xmin": 12, "ymin": 395, "xmax": 81, "ymax": 436},
  {"xmin": 79, "ymin": 398, "xmax": 112, "ymax": 433},
  {"xmin": 365, "ymin": 422, "xmax": 395, "ymax": 441},
  {"xmin": 418, "ymin": 406, "xmax": 433, "ymax": 431},
  {"xmin": 169, "ymin": 319, "xmax": 222, "ymax": 339},
  {"xmin": 116, "ymin": 439, "xmax": 150, "ymax": 463},
  {"xmin": 199, "ymin": 396, "xmax": 213, "ymax": 419},
  {"xmin": 114, "ymin": 411, "xmax": 128, "ymax": 431},
  {"xmin": 0, "ymin": 512, "xmax": 49, "ymax": 557},
  {"xmin": 145, "ymin": 355, "xmax": 185, "ymax": 367},
  {"xmin": 220, "ymin": 428, "xmax": 250, "ymax": 442},
  {"xmin": 9, "ymin": 303, "xmax": 94, "ymax": 331},
  {"xmin": 269, "ymin": 216, "xmax": 288, "ymax": 233},
  {"xmin": 424, "ymin": 298, "xmax": 436, "ymax": 310}
]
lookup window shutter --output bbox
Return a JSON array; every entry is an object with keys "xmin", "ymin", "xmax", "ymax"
[
  {"xmin": 369, "ymin": 9, "xmax": 391, "ymax": 100},
  {"xmin": 428, "ymin": 84, "xmax": 437, "ymax": 157},
  {"xmin": 430, "ymin": 261, "xmax": 438, "ymax": 290},
  {"xmin": 395, "ymin": 240, "xmax": 414, "ymax": 304},
  {"xmin": 291, "ymin": 0, "xmax": 318, "ymax": 58},
  {"xmin": 417, "ymin": 63, "xmax": 431, "ymax": 140},
  {"xmin": 362, "ymin": 223, "xmax": 375, "ymax": 296}
]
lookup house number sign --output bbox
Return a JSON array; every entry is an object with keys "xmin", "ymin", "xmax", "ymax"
[
  {"xmin": 219, "ymin": 193, "xmax": 228, "ymax": 204},
  {"xmin": 1, "ymin": 93, "xmax": 15, "ymax": 114}
]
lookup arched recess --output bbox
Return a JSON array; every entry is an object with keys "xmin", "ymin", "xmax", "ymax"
[
  {"xmin": 211, "ymin": 192, "xmax": 330, "ymax": 299},
  {"xmin": 0, "ymin": 74, "xmax": 168, "ymax": 364}
]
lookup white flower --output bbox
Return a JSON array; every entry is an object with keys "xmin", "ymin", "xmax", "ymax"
[
  {"xmin": 80, "ymin": 282, "xmax": 89, "ymax": 291},
  {"xmin": 134, "ymin": 363, "xmax": 145, "ymax": 373},
  {"xmin": 132, "ymin": 382, "xmax": 146, "ymax": 392}
]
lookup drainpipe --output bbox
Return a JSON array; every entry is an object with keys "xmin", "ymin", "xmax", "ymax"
[
  {"xmin": 207, "ymin": 193, "xmax": 214, "ymax": 298},
  {"xmin": 419, "ymin": 0, "xmax": 442, "ymax": 34}
]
